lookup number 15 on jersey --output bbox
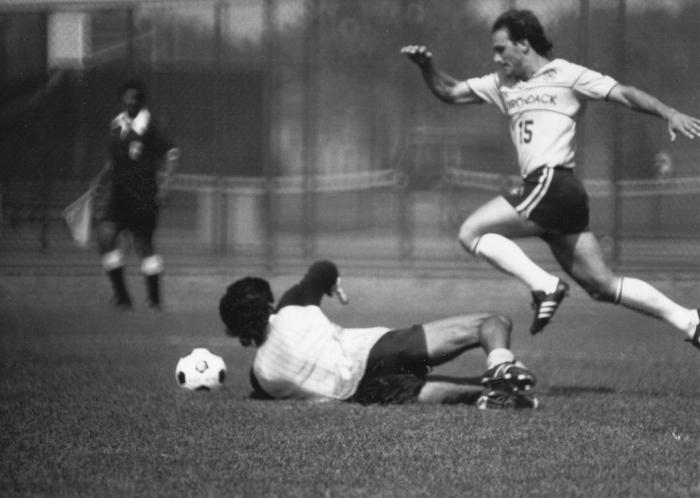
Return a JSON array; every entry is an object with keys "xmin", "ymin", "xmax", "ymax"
[{"xmin": 517, "ymin": 119, "xmax": 533, "ymax": 144}]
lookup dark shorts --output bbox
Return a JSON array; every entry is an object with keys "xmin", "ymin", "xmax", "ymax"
[
  {"xmin": 102, "ymin": 191, "xmax": 158, "ymax": 239},
  {"xmin": 503, "ymin": 166, "xmax": 589, "ymax": 234},
  {"xmin": 347, "ymin": 325, "xmax": 430, "ymax": 405}
]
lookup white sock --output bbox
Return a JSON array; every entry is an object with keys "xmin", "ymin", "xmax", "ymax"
[
  {"xmin": 101, "ymin": 249, "xmax": 124, "ymax": 271},
  {"xmin": 687, "ymin": 310, "xmax": 700, "ymax": 337},
  {"xmin": 140, "ymin": 255, "xmax": 164, "ymax": 276},
  {"xmin": 473, "ymin": 233, "xmax": 559, "ymax": 293},
  {"xmin": 618, "ymin": 277, "xmax": 697, "ymax": 334},
  {"xmin": 486, "ymin": 348, "xmax": 515, "ymax": 369}
]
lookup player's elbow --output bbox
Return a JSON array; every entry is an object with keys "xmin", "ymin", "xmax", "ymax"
[
  {"xmin": 440, "ymin": 90, "xmax": 461, "ymax": 104},
  {"xmin": 428, "ymin": 87, "xmax": 456, "ymax": 104},
  {"xmin": 166, "ymin": 148, "xmax": 181, "ymax": 161},
  {"xmin": 608, "ymin": 84, "xmax": 640, "ymax": 109}
]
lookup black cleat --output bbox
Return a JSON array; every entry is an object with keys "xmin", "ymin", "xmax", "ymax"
[
  {"xmin": 476, "ymin": 389, "xmax": 539, "ymax": 410},
  {"xmin": 110, "ymin": 296, "xmax": 133, "ymax": 311},
  {"xmin": 147, "ymin": 299, "xmax": 162, "ymax": 311},
  {"xmin": 530, "ymin": 280, "xmax": 569, "ymax": 334},
  {"xmin": 684, "ymin": 310, "xmax": 700, "ymax": 350},
  {"xmin": 481, "ymin": 361, "xmax": 537, "ymax": 393}
]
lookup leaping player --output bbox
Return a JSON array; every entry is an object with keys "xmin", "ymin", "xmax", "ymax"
[{"xmin": 402, "ymin": 9, "xmax": 700, "ymax": 348}]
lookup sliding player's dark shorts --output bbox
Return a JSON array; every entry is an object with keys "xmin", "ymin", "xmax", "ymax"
[
  {"xmin": 503, "ymin": 166, "xmax": 589, "ymax": 234},
  {"xmin": 348, "ymin": 324, "xmax": 430, "ymax": 405}
]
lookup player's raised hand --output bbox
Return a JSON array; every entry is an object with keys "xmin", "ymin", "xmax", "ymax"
[
  {"xmin": 667, "ymin": 111, "xmax": 700, "ymax": 141},
  {"xmin": 401, "ymin": 45, "xmax": 433, "ymax": 67}
]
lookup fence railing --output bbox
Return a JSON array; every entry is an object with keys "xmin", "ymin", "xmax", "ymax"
[{"xmin": 1, "ymin": 0, "xmax": 700, "ymax": 273}]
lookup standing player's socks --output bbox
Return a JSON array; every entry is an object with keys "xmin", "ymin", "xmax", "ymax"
[
  {"xmin": 145, "ymin": 274, "xmax": 160, "ymax": 309},
  {"xmin": 141, "ymin": 255, "xmax": 164, "ymax": 309},
  {"xmin": 102, "ymin": 250, "xmax": 132, "ymax": 309},
  {"xmin": 107, "ymin": 267, "xmax": 132, "ymax": 308}
]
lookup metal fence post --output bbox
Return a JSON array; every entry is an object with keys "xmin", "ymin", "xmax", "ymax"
[
  {"xmin": 577, "ymin": 0, "xmax": 589, "ymax": 177},
  {"xmin": 611, "ymin": 0, "xmax": 627, "ymax": 266},
  {"xmin": 302, "ymin": 0, "xmax": 319, "ymax": 260},
  {"xmin": 263, "ymin": 0, "xmax": 277, "ymax": 272}
]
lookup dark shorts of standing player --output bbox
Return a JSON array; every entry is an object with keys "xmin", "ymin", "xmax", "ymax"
[{"xmin": 98, "ymin": 191, "xmax": 164, "ymax": 309}]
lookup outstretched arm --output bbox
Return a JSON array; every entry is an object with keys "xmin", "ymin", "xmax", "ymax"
[
  {"xmin": 607, "ymin": 84, "xmax": 700, "ymax": 141},
  {"xmin": 400, "ymin": 45, "xmax": 481, "ymax": 105},
  {"xmin": 156, "ymin": 147, "xmax": 180, "ymax": 205}
]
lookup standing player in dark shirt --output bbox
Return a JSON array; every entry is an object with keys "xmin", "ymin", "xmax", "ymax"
[{"xmin": 91, "ymin": 79, "xmax": 180, "ymax": 309}]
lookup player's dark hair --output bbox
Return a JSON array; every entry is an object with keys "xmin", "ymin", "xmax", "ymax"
[
  {"xmin": 219, "ymin": 277, "xmax": 274, "ymax": 347},
  {"xmin": 117, "ymin": 78, "xmax": 147, "ymax": 104},
  {"xmin": 493, "ymin": 9, "xmax": 553, "ymax": 57}
]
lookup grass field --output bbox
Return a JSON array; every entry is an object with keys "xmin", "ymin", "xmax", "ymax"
[{"xmin": 1, "ymin": 272, "xmax": 699, "ymax": 497}]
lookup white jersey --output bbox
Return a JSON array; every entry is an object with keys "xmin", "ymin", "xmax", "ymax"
[
  {"xmin": 252, "ymin": 305, "xmax": 390, "ymax": 401},
  {"xmin": 462, "ymin": 58, "xmax": 618, "ymax": 177}
]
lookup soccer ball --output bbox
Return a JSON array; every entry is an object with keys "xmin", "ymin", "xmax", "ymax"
[{"xmin": 175, "ymin": 348, "xmax": 226, "ymax": 391}]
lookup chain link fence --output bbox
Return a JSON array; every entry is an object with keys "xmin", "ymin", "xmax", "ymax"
[{"xmin": 1, "ymin": 0, "xmax": 699, "ymax": 273}]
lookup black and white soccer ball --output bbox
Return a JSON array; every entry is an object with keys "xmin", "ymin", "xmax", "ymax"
[{"xmin": 175, "ymin": 348, "xmax": 227, "ymax": 391}]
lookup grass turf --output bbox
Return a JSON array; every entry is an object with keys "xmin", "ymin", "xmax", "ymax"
[{"xmin": 1, "ymin": 274, "xmax": 699, "ymax": 497}]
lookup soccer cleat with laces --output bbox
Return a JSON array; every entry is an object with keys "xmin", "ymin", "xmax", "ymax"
[
  {"xmin": 476, "ymin": 389, "xmax": 539, "ymax": 410},
  {"xmin": 530, "ymin": 280, "xmax": 569, "ymax": 334},
  {"xmin": 110, "ymin": 296, "xmax": 133, "ymax": 311},
  {"xmin": 481, "ymin": 361, "xmax": 537, "ymax": 393}
]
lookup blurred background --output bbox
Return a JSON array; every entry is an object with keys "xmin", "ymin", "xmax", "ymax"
[{"xmin": 1, "ymin": 0, "xmax": 699, "ymax": 275}]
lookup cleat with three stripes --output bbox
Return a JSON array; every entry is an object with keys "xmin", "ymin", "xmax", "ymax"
[{"xmin": 530, "ymin": 280, "xmax": 569, "ymax": 335}]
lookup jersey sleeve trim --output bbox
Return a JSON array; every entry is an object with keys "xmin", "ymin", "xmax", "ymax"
[
  {"xmin": 603, "ymin": 82, "xmax": 620, "ymax": 100},
  {"xmin": 463, "ymin": 80, "xmax": 484, "ymax": 103}
]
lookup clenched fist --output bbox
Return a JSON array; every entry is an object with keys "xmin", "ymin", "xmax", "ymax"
[{"xmin": 401, "ymin": 45, "xmax": 433, "ymax": 67}]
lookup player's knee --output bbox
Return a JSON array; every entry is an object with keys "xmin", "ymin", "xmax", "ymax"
[
  {"xmin": 458, "ymin": 223, "xmax": 480, "ymax": 254},
  {"xmin": 141, "ymin": 255, "xmax": 163, "ymax": 275},
  {"xmin": 581, "ymin": 279, "xmax": 617, "ymax": 303},
  {"xmin": 101, "ymin": 249, "xmax": 124, "ymax": 271},
  {"xmin": 492, "ymin": 314, "xmax": 513, "ymax": 331},
  {"xmin": 480, "ymin": 314, "xmax": 513, "ymax": 338}
]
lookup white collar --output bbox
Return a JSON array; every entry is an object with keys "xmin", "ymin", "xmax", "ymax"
[{"xmin": 113, "ymin": 109, "xmax": 151, "ymax": 137}]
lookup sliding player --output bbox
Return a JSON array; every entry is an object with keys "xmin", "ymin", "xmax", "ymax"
[{"xmin": 220, "ymin": 260, "xmax": 539, "ymax": 409}]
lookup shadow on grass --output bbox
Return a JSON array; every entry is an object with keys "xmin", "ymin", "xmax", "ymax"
[
  {"xmin": 546, "ymin": 385, "xmax": 616, "ymax": 396},
  {"xmin": 426, "ymin": 375, "xmax": 483, "ymax": 385}
]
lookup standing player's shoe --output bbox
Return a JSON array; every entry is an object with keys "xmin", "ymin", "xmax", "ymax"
[
  {"xmin": 110, "ymin": 295, "xmax": 133, "ymax": 310},
  {"xmin": 476, "ymin": 389, "xmax": 539, "ymax": 410},
  {"xmin": 147, "ymin": 300, "xmax": 162, "ymax": 311},
  {"xmin": 481, "ymin": 361, "xmax": 537, "ymax": 393},
  {"xmin": 685, "ymin": 310, "xmax": 700, "ymax": 350},
  {"xmin": 530, "ymin": 280, "xmax": 569, "ymax": 334}
]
